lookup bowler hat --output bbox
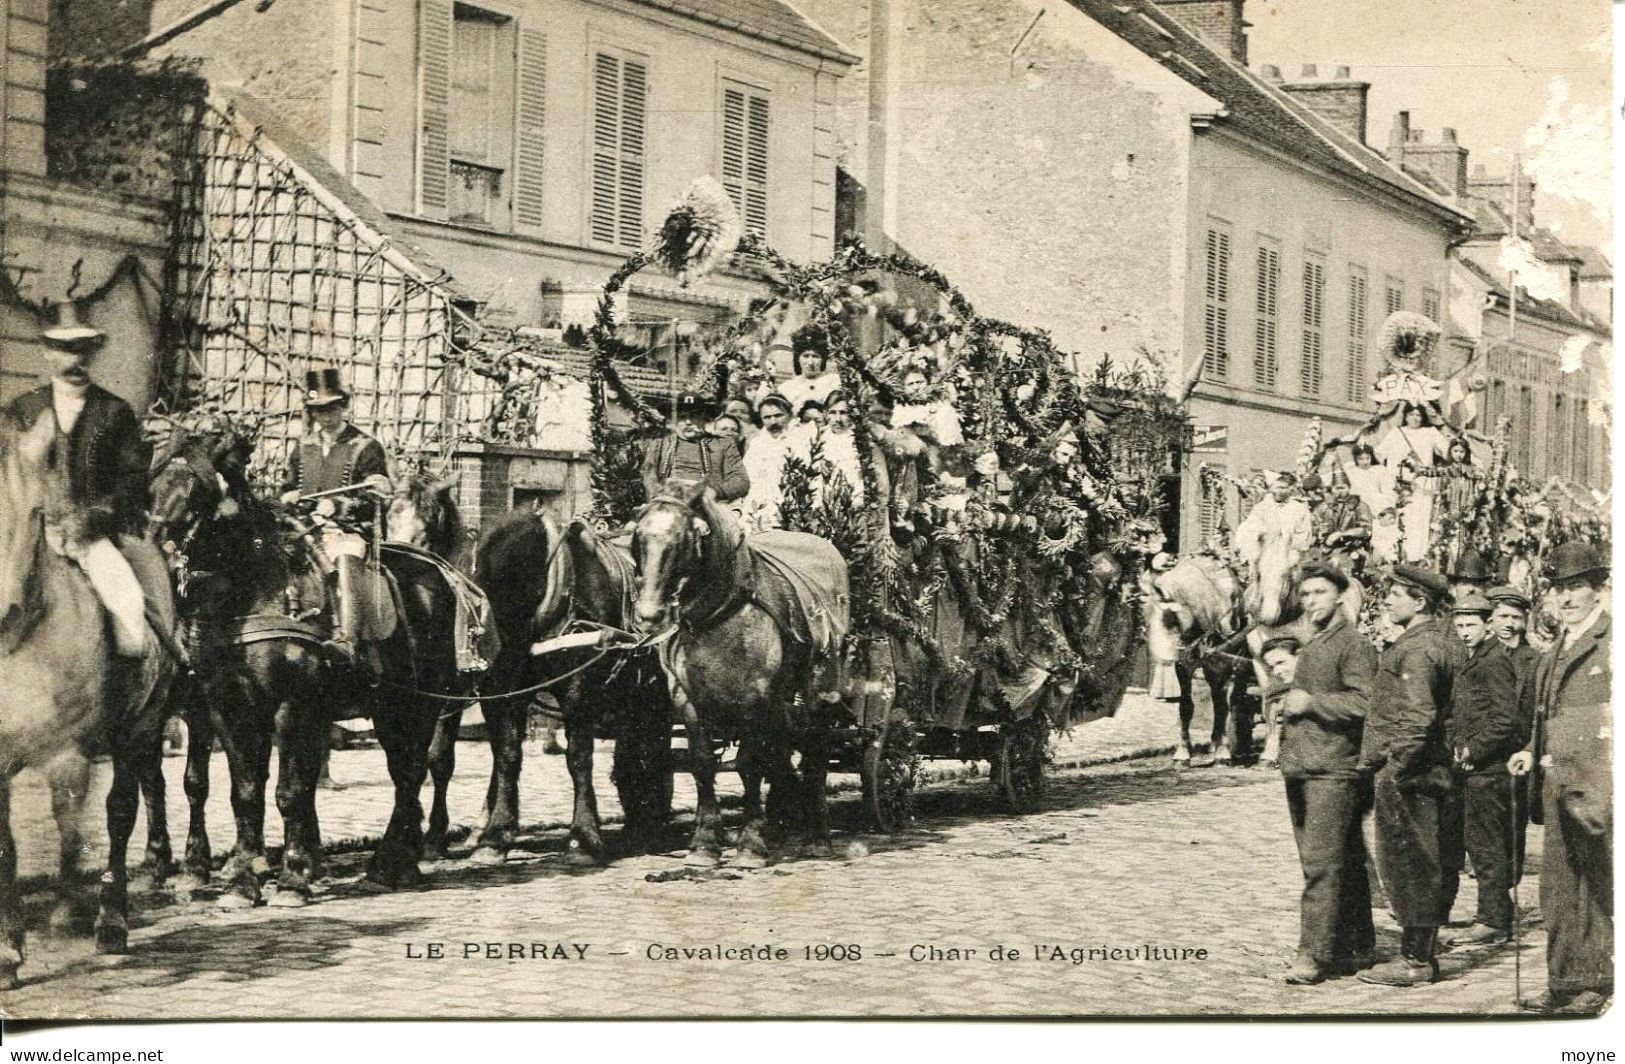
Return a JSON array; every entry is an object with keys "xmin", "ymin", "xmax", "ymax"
[
  {"xmin": 1544, "ymin": 541, "xmax": 1609, "ymax": 584},
  {"xmin": 1259, "ymin": 635, "xmax": 1302, "ymax": 659},
  {"xmin": 303, "ymin": 367, "xmax": 350, "ymax": 408},
  {"xmin": 1391, "ymin": 563, "xmax": 1448, "ymax": 599},
  {"xmin": 1449, "ymin": 547, "xmax": 1493, "ymax": 582},
  {"xmin": 674, "ymin": 392, "xmax": 716, "ymax": 421},
  {"xmin": 1487, "ymin": 585, "xmax": 1531, "ymax": 612},
  {"xmin": 1451, "ymin": 589, "xmax": 1494, "ymax": 616},
  {"xmin": 40, "ymin": 301, "xmax": 106, "ymax": 353}
]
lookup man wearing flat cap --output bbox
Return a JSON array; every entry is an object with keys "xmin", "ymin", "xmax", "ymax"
[
  {"xmin": 741, "ymin": 392, "xmax": 805, "ymax": 530},
  {"xmin": 1357, "ymin": 563, "xmax": 1464, "ymax": 986},
  {"xmin": 1441, "ymin": 590, "xmax": 1524, "ymax": 947},
  {"xmin": 6, "ymin": 303, "xmax": 169, "ymax": 661},
  {"xmin": 1509, "ymin": 541, "xmax": 1612, "ymax": 1014},
  {"xmin": 641, "ymin": 392, "xmax": 749, "ymax": 504},
  {"xmin": 1489, "ymin": 584, "xmax": 1539, "ymax": 880},
  {"xmin": 279, "ymin": 367, "xmax": 394, "ymax": 670},
  {"xmin": 1271, "ymin": 560, "xmax": 1378, "ymax": 984}
]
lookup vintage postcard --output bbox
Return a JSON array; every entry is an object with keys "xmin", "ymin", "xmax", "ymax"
[{"xmin": 0, "ymin": 0, "xmax": 1613, "ymax": 1038}]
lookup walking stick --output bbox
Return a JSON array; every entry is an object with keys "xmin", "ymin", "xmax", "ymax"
[{"xmin": 1510, "ymin": 768, "xmax": 1521, "ymax": 1007}]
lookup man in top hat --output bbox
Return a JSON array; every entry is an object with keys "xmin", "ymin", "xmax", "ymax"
[
  {"xmin": 641, "ymin": 392, "xmax": 749, "ymax": 504},
  {"xmin": 1509, "ymin": 541, "xmax": 1612, "ymax": 1013},
  {"xmin": 1440, "ymin": 589, "xmax": 1524, "ymax": 946},
  {"xmin": 1235, "ymin": 471, "xmax": 1314, "ymax": 584},
  {"xmin": 741, "ymin": 392, "xmax": 806, "ymax": 531},
  {"xmin": 1357, "ymin": 563, "xmax": 1464, "ymax": 986},
  {"xmin": 279, "ymin": 367, "xmax": 394, "ymax": 670},
  {"xmin": 6, "ymin": 304, "xmax": 170, "ymax": 660},
  {"xmin": 1271, "ymin": 561, "xmax": 1378, "ymax": 984}
]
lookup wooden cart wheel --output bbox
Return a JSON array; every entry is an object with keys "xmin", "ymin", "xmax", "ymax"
[
  {"xmin": 861, "ymin": 721, "xmax": 915, "ymax": 834},
  {"xmin": 993, "ymin": 714, "xmax": 1047, "ymax": 814}
]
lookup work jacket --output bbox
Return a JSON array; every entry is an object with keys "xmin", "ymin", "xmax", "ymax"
[
  {"xmin": 1361, "ymin": 616, "xmax": 1463, "ymax": 788},
  {"xmin": 1447, "ymin": 638, "xmax": 1524, "ymax": 773},
  {"xmin": 1278, "ymin": 610, "xmax": 1376, "ymax": 780}
]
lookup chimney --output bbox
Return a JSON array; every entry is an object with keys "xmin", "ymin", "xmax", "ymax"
[
  {"xmin": 1259, "ymin": 63, "xmax": 1281, "ymax": 81},
  {"xmin": 1387, "ymin": 117, "xmax": 1471, "ymax": 202},
  {"xmin": 1154, "ymin": 0, "xmax": 1250, "ymax": 64},
  {"xmin": 1467, "ymin": 164, "xmax": 1536, "ymax": 233},
  {"xmin": 1278, "ymin": 64, "xmax": 1371, "ymax": 144}
]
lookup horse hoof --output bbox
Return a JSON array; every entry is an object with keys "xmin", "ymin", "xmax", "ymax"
[
  {"xmin": 267, "ymin": 888, "xmax": 307, "ymax": 908},
  {"xmin": 1172, "ymin": 750, "xmax": 1192, "ymax": 766},
  {"xmin": 249, "ymin": 855, "xmax": 273, "ymax": 878},
  {"xmin": 800, "ymin": 840, "xmax": 836, "ymax": 859},
  {"xmin": 357, "ymin": 876, "xmax": 395, "ymax": 894},
  {"xmin": 683, "ymin": 850, "xmax": 721, "ymax": 868},
  {"xmin": 728, "ymin": 850, "xmax": 768, "ymax": 870},
  {"xmin": 564, "ymin": 844, "xmax": 603, "ymax": 868},
  {"xmin": 93, "ymin": 922, "xmax": 129, "ymax": 956},
  {"xmin": 216, "ymin": 890, "xmax": 257, "ymax": 911},
  {"xmin": 172, "ymin": 873, "xmax": 208, "ymax": 895},
  {"xmin": 469, "ymin": 846, "xmax": 507, "ymax": 867}
]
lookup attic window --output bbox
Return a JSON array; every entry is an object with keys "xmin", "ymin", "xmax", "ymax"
[{"xmin": 1162, "ymin": 51, "xmax": 1207, "ymax": 79}]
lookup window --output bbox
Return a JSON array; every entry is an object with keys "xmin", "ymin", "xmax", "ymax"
[
  {"xmin": 1301, "ymin": 256, "xmax": 1325, "ymax": 397},
  {"xmin": 1346, "ymin": 267, "xmax": 1368, "ymax": 404},
  {"xmin": 721, "ymin": 82, "xmax": 770, "ymax": 238},
  {"xmin": 1385, "ymin": 277, "xmax": 1404, "ymax": 317},
  {"xmin": 1487, "ymin": 378, "xmax": 1506, "ymax": 431},
  {"xmin": 1202, "ymin": 226, "xmax": 1231, "ymax": 380},
  {"xmin": 1517, "ymin": 386, "xmax": 1534, "ymax": 472},
  {"xmin": 417, "ymin": 2, "xmax": 543, "ymax": 232},
  {"xmin": 1574, "ymin": 398, "xmax": 1589, "ymax": 483},
  {"xmin": 1552, "ymin": 394, "xmax": 1569, "ymax": 476},
  {"xmin": 1422, "ymin": 287, "xmax": 1440, "ymax": 324},
  {"xmin": 590, "ymin": 50, "xmax": 648, "ymax": 248},
  {"xmin": 1252, "ymin": 242, "xmax": 1279, "ymax": 389}
]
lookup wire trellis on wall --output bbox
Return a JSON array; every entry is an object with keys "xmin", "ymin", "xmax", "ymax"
[{"xmin": 160, "ymin": 99, "xmax": 493, "ymax": 483}]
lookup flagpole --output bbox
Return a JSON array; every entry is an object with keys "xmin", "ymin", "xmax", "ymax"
[{"xmin": 1508, "ymin": 152, "xmax": 1520, "ymax": 341}]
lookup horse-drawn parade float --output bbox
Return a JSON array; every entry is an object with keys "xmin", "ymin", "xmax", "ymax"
[{"xmin": 0, "ymin": 157, "xmax": 1607, "ymax": 995}]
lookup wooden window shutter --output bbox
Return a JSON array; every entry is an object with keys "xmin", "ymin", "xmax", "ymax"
[
  {"xmin": 1202, "ymin": 229, "xmax": 1230, "ymax": 379},
  {"xmin": 745, "ymin": 94, "xmax": 769, "ymax": 236},
  {"xmin": 1253, "ymin": 244, "xmax": 1279, "ymax": 389},
  {"xmin": 514, "ymin": 26, "xmax": 547, "ymax": 231},
  {"xmin": 721, "ymin": 87, "xmax": 745, "ymax": 217},
  {"xmin": 417, "ymin": 0, "xmax": 454, "ymax": 217},
  {"xmin": 618, "ymin": 59, "xmax": 647, "ymax": 247},
  {"xmin": 590, "ymin": 53, "xmax": 621, "ymax": 244}
]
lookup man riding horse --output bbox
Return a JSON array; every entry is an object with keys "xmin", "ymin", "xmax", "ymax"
[
  {"xmin": 278, "ymin": 367, "xmax": 393, "ymax": 676},
  {"xmin": 4, "ymin": 303, "xmax": 184, "ymax": 668}
]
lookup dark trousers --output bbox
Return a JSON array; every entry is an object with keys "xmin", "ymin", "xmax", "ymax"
[
  {"xmin": 1454, "ymin": 770, "xmax": 1518, "ymax": 929},
  {"xmin": 1542, "ymin": 780, "xmax": 1614, "ymax": 994},
  {"xmin": 1437, "ymin": 781, "xmax": 1466, "ymax": 924},
  {"xmin": 1372, "ymin": 764, "xmax": 1449, "ymax": 928},
  {"xmin": 1286, "ymin": 776, "xmax": 1376, "ymax": 965}
]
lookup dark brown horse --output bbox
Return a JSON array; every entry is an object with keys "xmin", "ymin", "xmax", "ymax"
[
  {"xmin": 0, "ymin": 415, "xmax": 177, "ymax": 988},
  {"xmin": 631, "ymin": 483, "xmax": 848, "ymax": 866},
  {"xmin": 472, "ymin": 508, "xmax": 672, "ymax": 866},
  {"xmin": 148, "ymin": 446, "xmax": 477, "ymax": 899}
]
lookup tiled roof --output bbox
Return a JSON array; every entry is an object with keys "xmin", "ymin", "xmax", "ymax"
[
  {"xmin": 1569, "ymin": 243, "xmax": 1613, "ymax": 281},
  {"xmin": 1065, "ymin": 0, "xmax": 1471, "ymax": 227},
  {"xmin": 1456, "ymin": 256, "xmax": 1606, "ymax": 334},
  {"xmin": 636, "ymin": 0, "xmax": 859, "ymax": 63}
]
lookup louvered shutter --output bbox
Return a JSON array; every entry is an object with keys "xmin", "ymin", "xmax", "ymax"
[
  {"xmin": 590, "ymin": 53, "xmax": 621, "ymax": 244},
  {"xmin": 618, "ymin": 59, "xmax": 646, "ymax": 247},
  {"xmin": 1301, "ymin": 260, "xmax": 1324, "ymax": 396},
  {"xmin": 1202, "ymin": 229, "xmax": 1230, "ymax": 379},
  {"xmin": 514, "ymin": 26, "xmax": 547, "ymax": 231},
  {"xmin": 744, "ymin": 94, "xmax": 769, "ymax": 236},
  {"xmin": 417, "ymin": 0, "xmax": 453, "ymax": 217},
  {"xmin": 1346, "ymin": 272, "xmax": 1368, "ymax": 403},
  {"xmin": 721, "ymin": 88, "xmax": 745, "ymax": 217},
  {"xmin": 1253, "ymin": 245, "xmax": 1278, "ymax": 389}
]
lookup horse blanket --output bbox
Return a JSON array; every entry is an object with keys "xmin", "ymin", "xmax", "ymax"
[{"xmin": 744, "ymin": 531, "xmax": 850, "ymax": 655}]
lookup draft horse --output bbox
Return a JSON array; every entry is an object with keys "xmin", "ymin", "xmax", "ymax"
[
  {"xmin": 0, "ymin": 415, "xmax": 178, "ymax": 988},
  {"xmin": 631, "ymin": 483, "xmax": 849, "ymax": 866},
  {"xmin": 472, "ymin": 507, "xmax": 673, "ymax": 866}
]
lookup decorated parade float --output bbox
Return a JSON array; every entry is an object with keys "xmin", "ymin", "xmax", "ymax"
[{"xmin": 567, "ymin": 179, "xmax": 1190, "ymax": 826}]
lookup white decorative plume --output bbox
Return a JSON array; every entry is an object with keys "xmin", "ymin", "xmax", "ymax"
[
  {"xmin": 651, "ymin": 176, "xmax": 743, "ymax": 287},
  {"xmin": 1295, "ymin": 417, "xmax": 1323, "ymax": 477}
]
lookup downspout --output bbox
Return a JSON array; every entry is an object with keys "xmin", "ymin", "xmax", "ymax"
[{"xmin": 864, "ymin": 0, "xmax": 901, "ymax": 249}]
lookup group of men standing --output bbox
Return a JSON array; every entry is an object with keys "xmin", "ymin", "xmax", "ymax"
[{"xmin": 1261, "ymin": 545, "xmax": 1611, "ymax": 1013}]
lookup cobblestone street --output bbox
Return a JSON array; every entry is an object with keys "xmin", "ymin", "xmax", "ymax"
[{"xmin": 1, "ymin": 695, "xmax": 1556, "ymax": 1020}]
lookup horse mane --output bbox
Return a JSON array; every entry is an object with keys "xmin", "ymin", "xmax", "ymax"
[{"xmin": 403, "ymin": 474, "xmax": 466, "ymax": 562}]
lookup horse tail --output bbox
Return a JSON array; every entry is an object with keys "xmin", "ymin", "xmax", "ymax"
[{"xmin": 532, "ymin": 511, "xmax": 574, "ymax": 640}]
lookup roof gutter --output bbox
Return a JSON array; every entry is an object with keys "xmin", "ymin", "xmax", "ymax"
[{"xmin": 113, "ymin": 0, "xmax": 263, "ymax": 61}]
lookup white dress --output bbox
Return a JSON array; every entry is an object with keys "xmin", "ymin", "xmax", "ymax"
[
  {"xmin": 1344, "ymin": 461, "xmax": 1397, "ymax": 517},
  {"xmin": 817, "ymin": 426, "xmax": 867, "ymax": 504},
  {"xmin": 742, "ymin": 427, "xmax": 808, "ymax": 530}
]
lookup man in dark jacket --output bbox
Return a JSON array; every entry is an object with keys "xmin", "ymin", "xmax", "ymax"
[
  {"xmin": 640, "ymin": 393, "xmax": 749, "ymax": 505},
  {"xmin": 1269, "ymin": 560, "xmax": 1378, "ymax": 985},
  {"xmin": 1441, "ymin": 590, "xmax": 1524, "ymax": 945},
  {"xmin": 1509, "ymin": 542, "xmax": 1612, "ymax": 1014},
  {"xmin": 6, "ymin": 306, "xmax": 157, "ymax": 658},
  {"xmin": 1489, "ymin": 584, "xmax": 1539, "ymax": 880},
  {"xmin": 1358, "ymin": 563, "xmax": 1464, "ymax": 986}
]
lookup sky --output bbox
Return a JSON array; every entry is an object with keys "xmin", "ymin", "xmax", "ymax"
[{"xmin": 1245, "ymin": 0, "xmax": 1613, "ymax": 254}]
